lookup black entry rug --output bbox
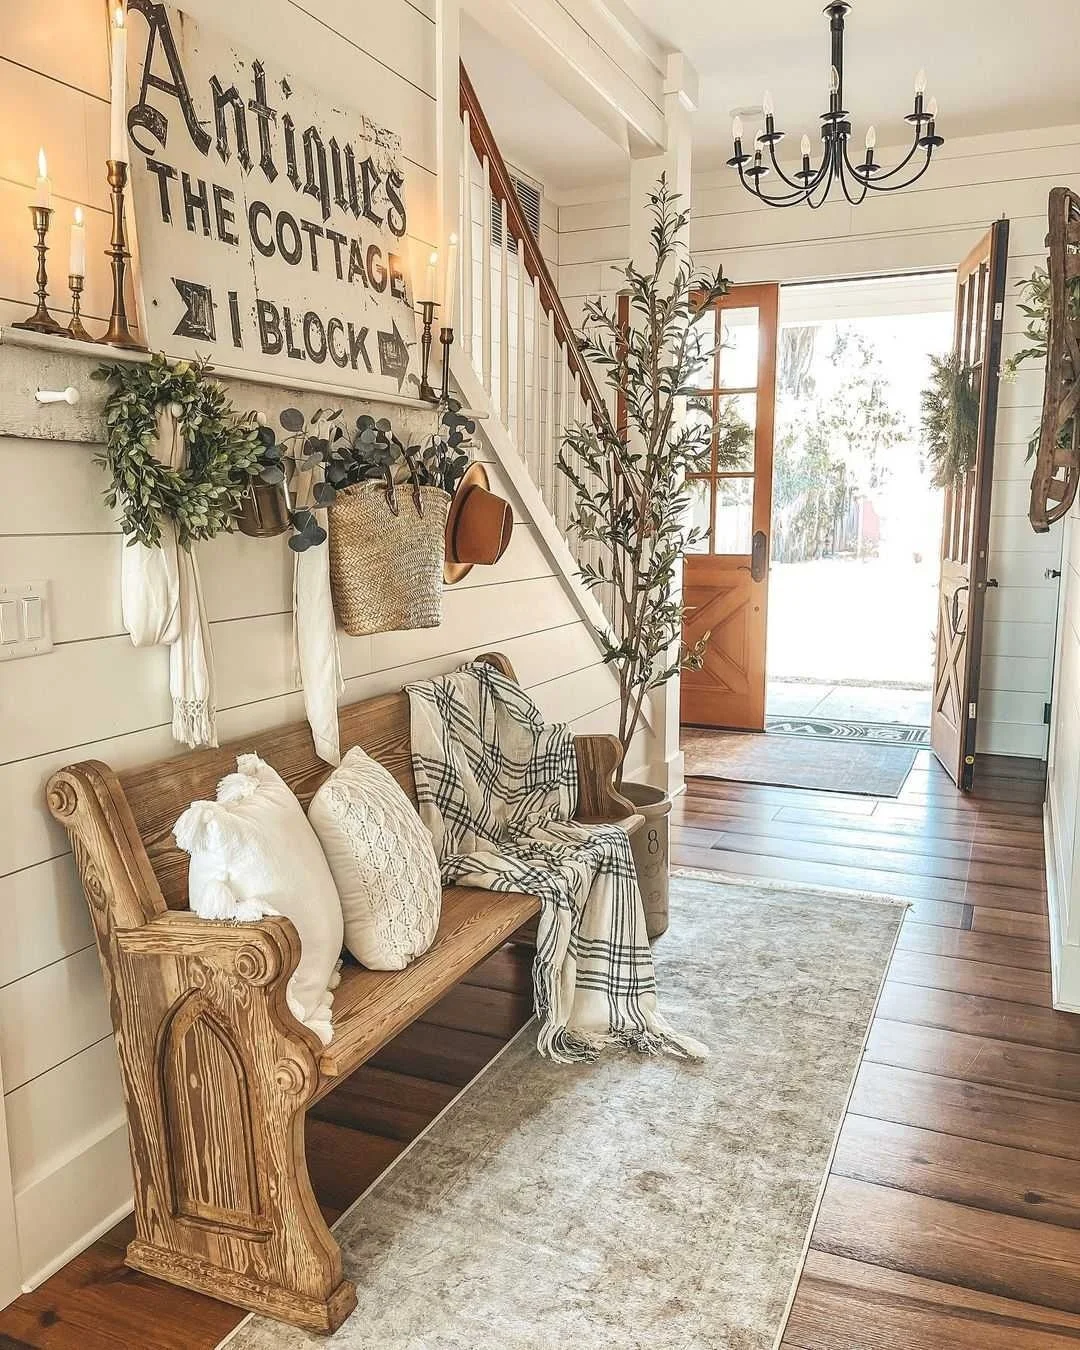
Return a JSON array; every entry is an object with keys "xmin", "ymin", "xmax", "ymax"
[
  {"xmin": 683, "ymin": 726, "xmax": 917, "ymax": 796},
  {"xmin": 766, "ymin": 715, "xmax": 930, "ymax": 747}
]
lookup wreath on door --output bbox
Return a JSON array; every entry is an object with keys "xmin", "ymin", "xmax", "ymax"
[{"xmin": 920, "ymin": 351, "xmax": 980, "ymax": 489}]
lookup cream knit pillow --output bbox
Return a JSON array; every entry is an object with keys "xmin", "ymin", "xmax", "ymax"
[{"xmin": 308, "ymin": 746, "xmax": 442, "ymax": 970}]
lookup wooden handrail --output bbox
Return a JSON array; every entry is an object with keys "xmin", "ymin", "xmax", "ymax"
[{"xmin": 459, "ymin": 63, "xmax": 614, "ymax": 435}]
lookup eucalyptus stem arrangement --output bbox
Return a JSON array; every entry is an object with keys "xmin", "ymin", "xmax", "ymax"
[
  {"xmin": 254, "ymin": 401, "xmax": 477, "ymax": 551},
  {"xmin": 558, "ymin": 176, "xmax": 743, "ymax": 774}
]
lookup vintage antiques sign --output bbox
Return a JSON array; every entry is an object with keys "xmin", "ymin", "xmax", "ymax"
[{"xmin": 124, "ymin": 1, "xmax": 418, "ymax": 395}]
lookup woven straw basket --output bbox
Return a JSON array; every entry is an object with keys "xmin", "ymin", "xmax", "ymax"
[{"xmin": 328, "ymin": 477, "xmax": 450, "ymax": 636}]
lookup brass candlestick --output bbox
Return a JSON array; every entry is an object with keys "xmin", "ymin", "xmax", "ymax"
[
  {"xmin": 99, "ymin": 159, "xmax": 145, "ymax": 350},
  {"xmin": 417, "ymin": 299, "xmax": 439, "ymax": 402},
  {"xmin": 66, "ymin": 274, "xmax": 93, "ymax": 342},
  {"xmin": 439, "ymin": 325, "xmax": 455, "ymax": 405},
  {"xmin": 12, "ymin": 206, "xmax": 65, "ymax": 336}
]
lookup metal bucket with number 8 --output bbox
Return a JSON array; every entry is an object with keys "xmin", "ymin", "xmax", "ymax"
[{"xmin": 620, "ymin": 781, "xmax": 671, "ymax": 941}]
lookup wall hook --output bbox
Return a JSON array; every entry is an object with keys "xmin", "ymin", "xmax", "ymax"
[{"xmin": 35, "ymin": 386, "xmax": 80, "ymax": 406}]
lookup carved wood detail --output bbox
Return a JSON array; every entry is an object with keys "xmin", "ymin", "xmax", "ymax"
[
  {"xmin": 1029, "ymin": 187, "xmax": 1080, "ymax": 532},
  {"xmin": 158, "ymin": 993, "xmax": 269, "ymax": 1238},
  {"xmin": 45, "ymin": 653, "xmax": 629, "ymax": 1332}
]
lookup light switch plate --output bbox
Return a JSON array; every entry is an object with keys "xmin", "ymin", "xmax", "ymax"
[{"xmin": 0, "ymin": 580, "xmax": 53, "ymax": 660}]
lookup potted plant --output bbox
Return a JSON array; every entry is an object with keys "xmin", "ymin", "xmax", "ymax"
[{"xmin": 558, "ymin": 176, "xmax": 741, "ymax": 939}]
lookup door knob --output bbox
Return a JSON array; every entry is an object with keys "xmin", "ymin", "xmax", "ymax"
[{"xmin": 1046, "ymin": 568, "xmax": 1062, "ymax": 580}]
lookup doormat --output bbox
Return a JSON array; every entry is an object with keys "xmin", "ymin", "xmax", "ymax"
[
  {"xmin": 683, "ymin": 727, "xmax": 917, "ymax": 796},
  {"xmin": 767, "ymin": 715, "xmax": 930, "ymax": 747},
  {"xmin": 219, "ymin": 874, "xmax": 904, "ymax": 1350}
]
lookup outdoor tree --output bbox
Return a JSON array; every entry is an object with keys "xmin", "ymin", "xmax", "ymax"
[{"xmin": 772, "ymin": 325, "xmax": 908, "ymax": 563}]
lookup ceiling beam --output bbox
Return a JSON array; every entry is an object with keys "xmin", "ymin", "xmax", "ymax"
[{"xmin": 462, "ymin": 0, "xmax": 666, "ymax": 153}]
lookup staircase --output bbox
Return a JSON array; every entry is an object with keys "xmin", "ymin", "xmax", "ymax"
[{"xmin": 451, "ymin": 65, "xmax": 619, "ymax": 637}]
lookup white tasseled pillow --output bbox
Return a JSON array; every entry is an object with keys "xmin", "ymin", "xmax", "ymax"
[
  {"xmin": 308, "ymin": 746, "xmax": 442, "ymax": 970},
  {"xmin": 173, "ymin": 754, "xmax": 344, "ymax": 1045}
]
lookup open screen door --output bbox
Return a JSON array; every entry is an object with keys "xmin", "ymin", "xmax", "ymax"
[
  {"xmin": 931, "ymin": 220, "xmax": 1010, "ymax": 789},
  {"xmin": 680, "ymin": 283, "xmax": 779, "ymax": 730}
]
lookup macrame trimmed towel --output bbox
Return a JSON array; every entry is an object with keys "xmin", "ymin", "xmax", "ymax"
[
  {"xmin": 407, "ymin": 661, "xmax": 708, "ymax": 1064},
  {"xmin": 292, "ymin": 461, "xmax": 343, "ymax": 766},
  {"xmin": 120, "ymin": 407, "xmax": 217, "ymax": 748}
]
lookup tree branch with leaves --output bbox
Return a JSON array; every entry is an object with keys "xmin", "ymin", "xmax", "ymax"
[{"xmin": 557, "ymin": 177, "xmax": 744, "ymax": 780}]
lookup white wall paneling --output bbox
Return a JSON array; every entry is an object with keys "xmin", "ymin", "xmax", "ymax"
[{"xmin": 0, "ymin": 0, "xmax": 625, "ymax": 1296}]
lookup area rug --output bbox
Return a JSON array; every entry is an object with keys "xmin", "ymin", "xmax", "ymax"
[
  {"xmin": 221, "ymin": 873, "xmax": 904, "ymax": 1350},
  {"xmin": 766, "ymin": 715, "xmax": 930, "ymax": 748},
  {"xmin": 683, "ymin": 726, "xmax": 917, "ymax": 796}
]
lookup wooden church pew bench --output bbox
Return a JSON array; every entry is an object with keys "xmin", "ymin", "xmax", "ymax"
[{"xmin": 46, "ymin": 653, "xmax": 639, "ymax": 1334}]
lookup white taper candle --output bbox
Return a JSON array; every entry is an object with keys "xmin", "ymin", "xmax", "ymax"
[
  {"xmin": 110, "ymin": 5, "xmax": 128, "ymax": 163},
  {"xmin": 34, "ymin": 147, "xmax": 51, "ymax": 209},
  {"xmin": 69, "ymin": 206, "xmax": 86, "ymax": 275}
]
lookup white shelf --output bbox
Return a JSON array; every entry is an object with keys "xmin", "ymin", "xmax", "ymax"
[{"xmin": 0, "ymin": 325, "xmax": 487, "ymax": 419}]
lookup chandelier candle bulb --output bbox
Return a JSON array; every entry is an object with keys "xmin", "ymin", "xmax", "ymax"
[
  {"xmin": 829, "ymin": 64, "xmax": 840, "ymax": 94},
  {"xmin": 34, "ymin": 148, "xmax": 51, "ymax": 209},
  {"xmin": 763, "ymin": 90, "xmax": 775, "ymax": 117},
  {"xmin": 109, "ymin": 5, "xmax": 128, "ymax": 163},
  {"xmin": 69, "ymin": 206, "xmax": 86, "ymax": 276},
  {"xmin": 915, "ymin": 68, "xmax": 927, "ymax": 94}
]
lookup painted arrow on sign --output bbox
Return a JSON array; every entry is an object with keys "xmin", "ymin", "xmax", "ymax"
[
  {"xmin": 377, "ymin": 320, "xmax": 412, "ymax": 390},
  {"xmin": 172, "ymin": 278, "xmax": 216, "ymax": 341}
]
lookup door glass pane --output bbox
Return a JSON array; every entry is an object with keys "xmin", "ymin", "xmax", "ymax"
[
  {"xmin": 687, "ymin": 310, "xmax": 718, "ymax": 388},
  {"xmin": 686, "ymin": 478, "xmax": 711, "ymax": 553},
  {"xmin": 713, "ymin": 477, "xmax": 753, "ymax": 554},
  {"xmin": 716, "ymin": 394, "xmax": 757, "ymax": 472},
  {"xmin": 685, "ymin": 398, "xmax": 716, "ymax": 473},
  {"xmin": 719, "ymin": 307, "xmax": 759, "ymax": 389}
]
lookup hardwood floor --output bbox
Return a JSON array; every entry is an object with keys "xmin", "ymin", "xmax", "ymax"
[
  {"xmin": 0, "ymin": 749, "xmax": 1068, "ymax": 1349},
  {"xmin": 668, "ymin": 750, "xmax": 1078, "ymax": 1350}
]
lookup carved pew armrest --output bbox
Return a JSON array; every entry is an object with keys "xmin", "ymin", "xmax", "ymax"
[
  {"xmin": 573, "ymin": 734, "xmax": 644, "ymax": 835},
  {"xmin": 117, "ymin": 909, "xmax": 324, "ymax": 1058}
]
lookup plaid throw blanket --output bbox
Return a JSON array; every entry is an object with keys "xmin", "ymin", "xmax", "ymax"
[{"xmin": 407, "ymin": 661, "xmax": 707, "ymax": 1063}]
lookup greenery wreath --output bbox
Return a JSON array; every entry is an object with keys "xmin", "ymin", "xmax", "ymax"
[
  {"xmin": 93, "ymin": 353, "xmax": 262, "ymax": 549},
  {"xmin": 921, "ymin": 350, "xmax": 980, "ymax": 489}
]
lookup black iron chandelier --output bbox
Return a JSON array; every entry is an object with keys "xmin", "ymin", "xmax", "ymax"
[{"xmin": 727, "ymin": 1, "xmax": 944, "ymax": 208}]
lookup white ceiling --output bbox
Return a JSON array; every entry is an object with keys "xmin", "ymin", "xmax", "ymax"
[
  {"xmin": 460, "ymin": 15, "xmax": 628, "ymax": 191},
  {"xmin": 463, "ymin": 0, "xmax": 1080, "ymax": 193},
  {"xmin": 628, "ymin": 0, "xmax": 1080, "ymax": 167}
]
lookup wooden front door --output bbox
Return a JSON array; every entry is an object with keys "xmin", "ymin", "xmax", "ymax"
[
  {"xmin": 681, "ymin": 283, "xmax": 779, "ymax": 730},
  {"xmin": 931, "ymin": 220, "xmax": 1010, "ymax": 789}
]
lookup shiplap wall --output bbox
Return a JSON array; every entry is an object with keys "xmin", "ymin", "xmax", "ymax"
[
  {"xmin": 557, "ymin": 124, "xmax": 1080, "ymax": 760},
  {"xmin": 0, "ymin": 0, "xmax": 626, "ymax": 1292}
]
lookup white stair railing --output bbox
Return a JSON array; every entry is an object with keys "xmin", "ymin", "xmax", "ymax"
[{"xmin": 459, "ymin": 64, "xmax": 618, "ymax": 628}]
